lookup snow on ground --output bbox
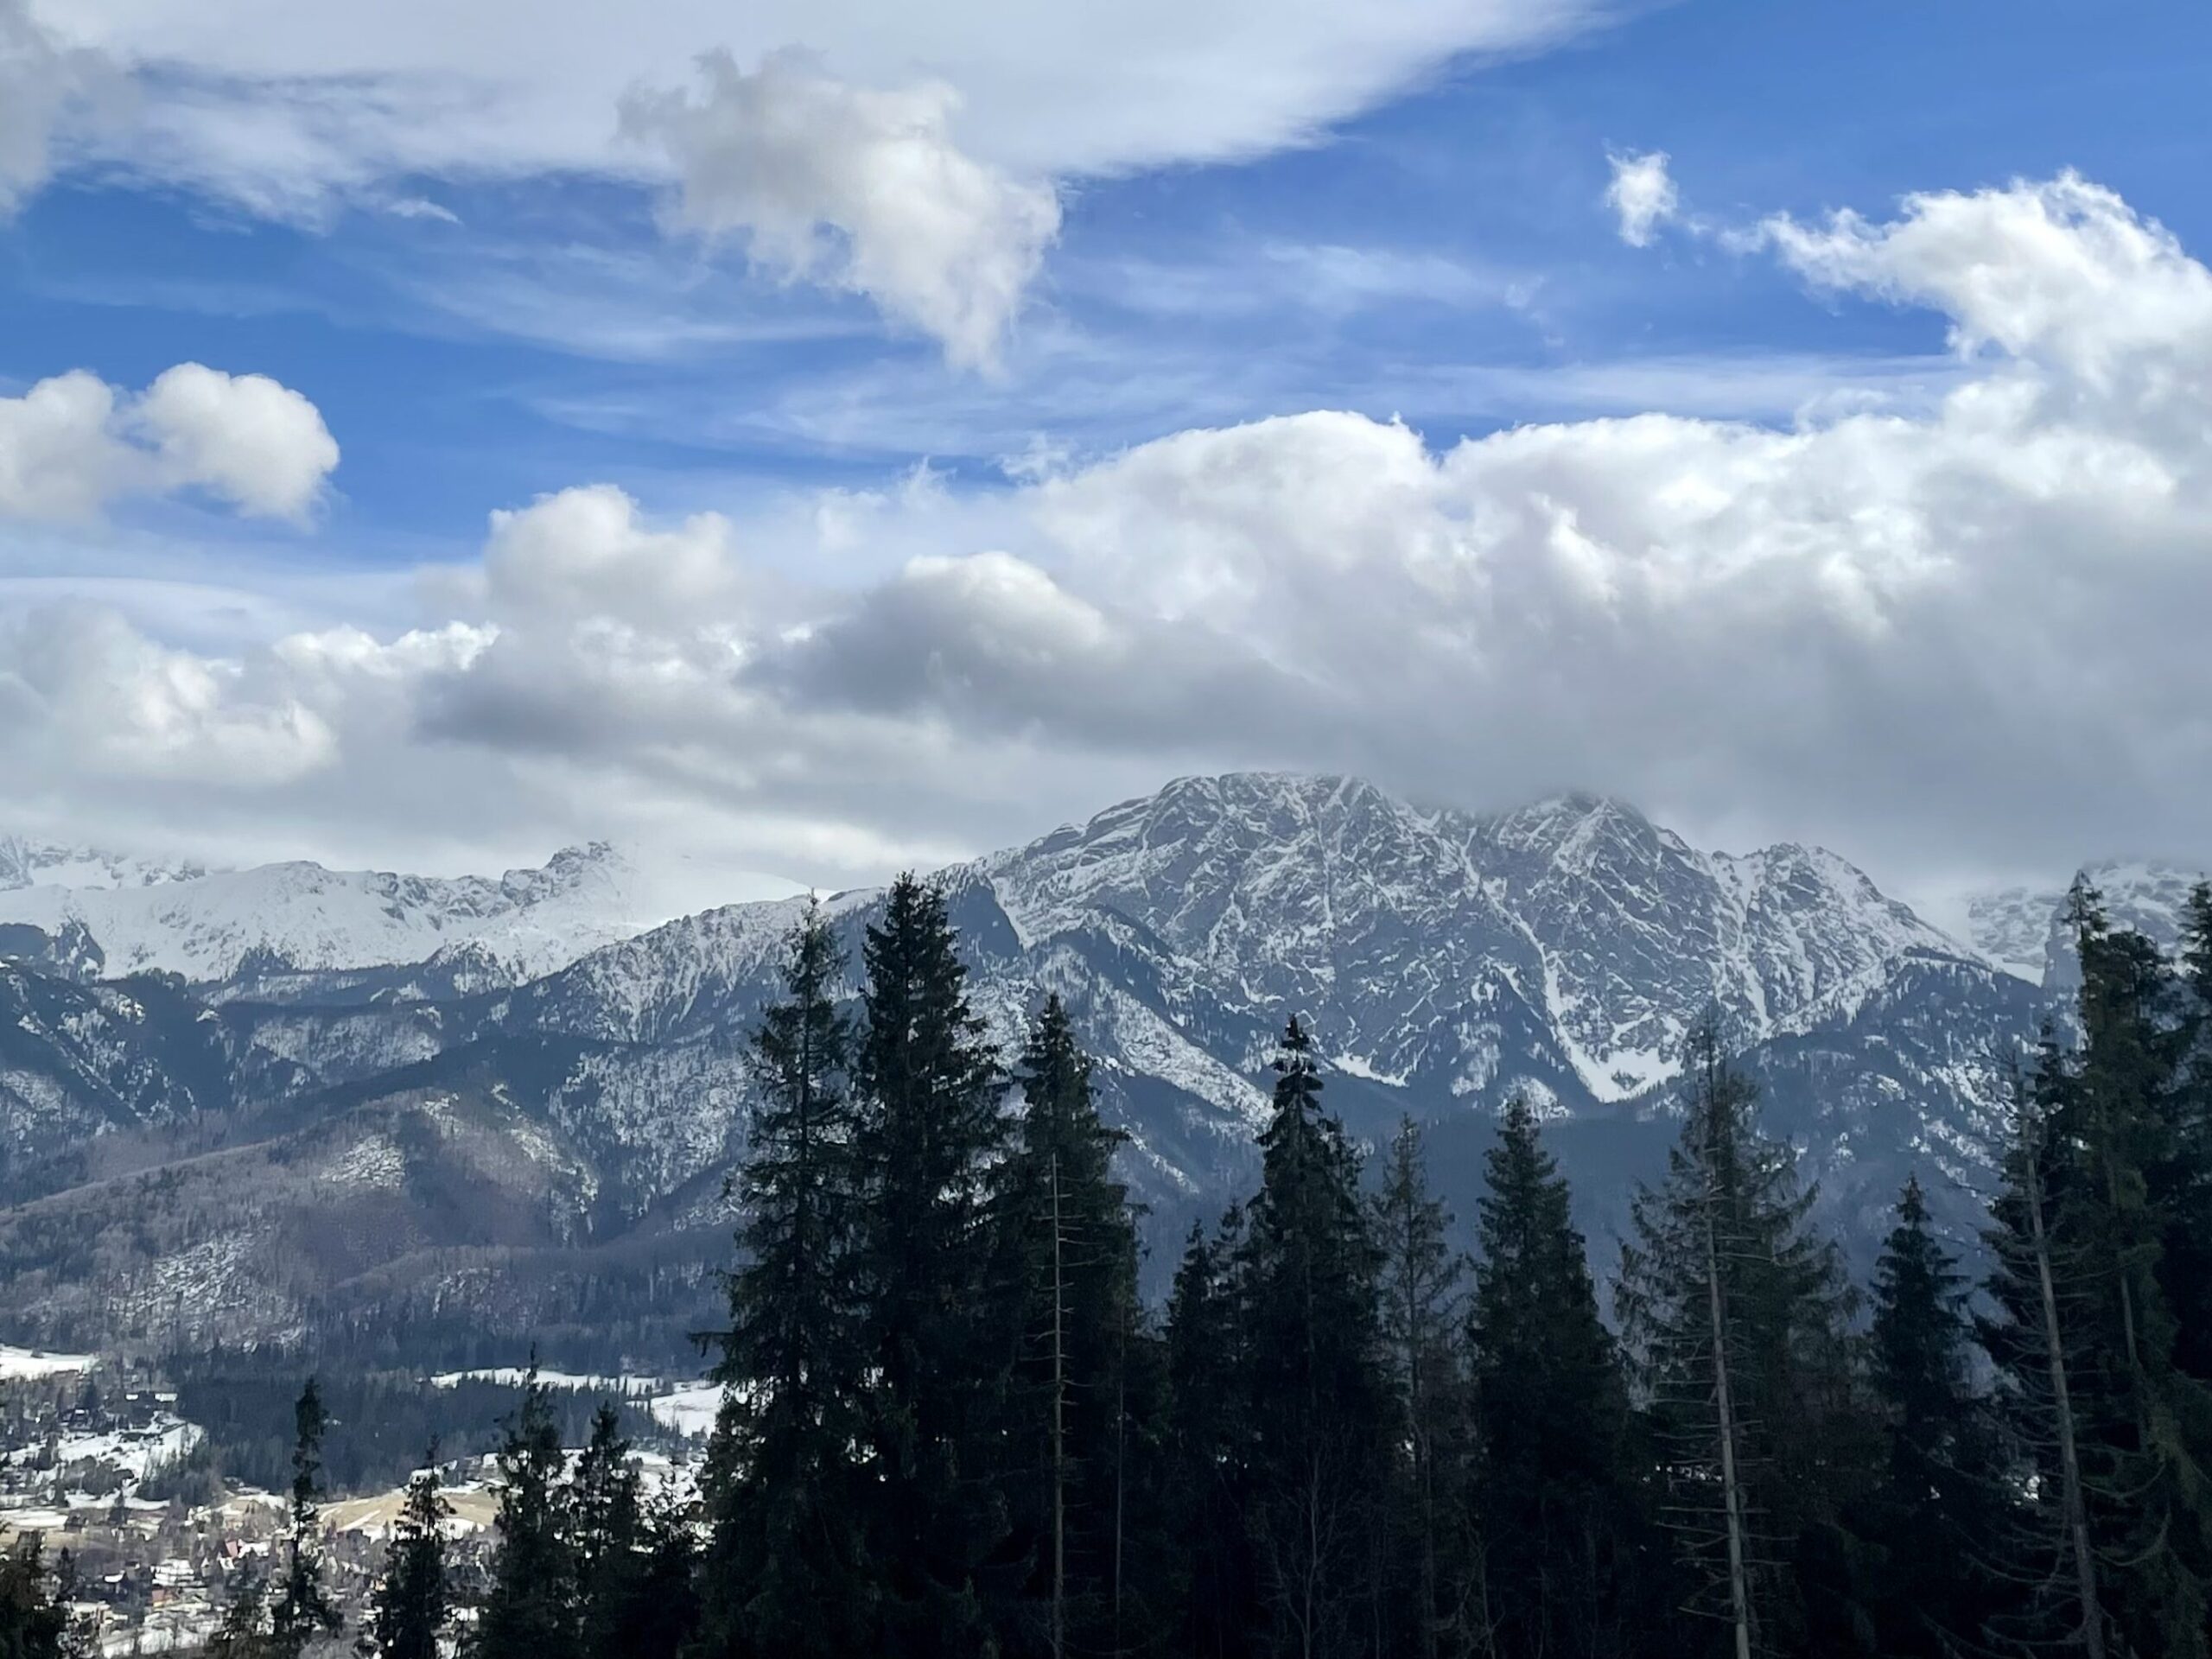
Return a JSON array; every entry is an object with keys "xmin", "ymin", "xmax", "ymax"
[
  {"xmin": 0, "ymin": 1345, "xmax": 96, "ymax": 1378},
  {"xmin": 53, "ymin": 1418, "xmax": 202, "ymax": 1480},
  {"xmin": 645, "ymin": 1385, "xmax": 722, "ymax": 1439},
  {"xmin": 429, "ymin": 1368, "xmax": 721, "ymax": 1440},
  {"xmin": 429, "ymin": 1368, "xmax": 667, "ymax": 1395}
]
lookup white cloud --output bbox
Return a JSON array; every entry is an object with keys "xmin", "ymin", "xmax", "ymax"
[
  {"xmin": 1758, "ymin": 170, "xmax": 2212, "ymax": 391},
  {"xmin": 621, "ymin": 50, "xmax": 1059, "ymax": 368},
  {"xmin": 4, "ymin": 170, "xmax": 2210, "ymax": 898},
  {"xmin": 0, "ymin": 0, "xmax": 119, "ymax": 213},
  {"xmin": 1605, "ymin": 149, "xmax": 1676, "ymax": 247},
  {"xmin": 0, "ymin": 365, "xmax": 339, "ymax": 524},
  {"xmin": 0, "ymin": 372, "xmax": 128, "ymax": 520},
  {"xmin": 480, "ymin": 484, "xmax": 747, "ymax": 626},
  {"xmin": 133, "ymin": 365, "xmax": 341, "ymax": 522},
  {"xmin": 21, "ymin": 0, "xmax": 1607, "ymax": 365},
  {"xmin": 0, "ymin": 605, "xmax": 334, "ymax": 786},
  {"xmin": 44, "ymin": 0, "xmax": 1605, "ymax": 190}
]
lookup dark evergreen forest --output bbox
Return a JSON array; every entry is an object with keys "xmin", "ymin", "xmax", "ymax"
[{"xmin": 8, "ymin": 872, "xmax": 2210, "ymax": 1659}]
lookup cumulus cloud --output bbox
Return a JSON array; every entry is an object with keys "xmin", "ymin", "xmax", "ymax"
[
  {"xmin": 480, "ymin": 484, "xmax": 748, "ymax": 626},
  {"xmin": 0, "ymin": 364, "xmax": 340, "ymax": 524},
  {"xmin": 132, "ymin": 365, "xmax": 342, "ymax": 521},
  {"xmin": 1605, "ymin": 149, "xmax": 1677, "ymax": 247},
  {"xmin": 0, "ymin": 372, "xmax": 126, "ymax": 520},
  {"xmin": 4, "ymin": 170, "xmax": 2211, "ymax": 900},
  {"xmin": 1758, "ymin": 170, "xmax": 2212, "ymax": 390},
  {"xmin": 621, "ymin": 50, "xmax": 1059, "ymax": 368}
]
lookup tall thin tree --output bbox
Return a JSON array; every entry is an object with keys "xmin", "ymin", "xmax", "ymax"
[
  {"xmin": 698, "ymin": 898, "xmax": 874, "ymax": 1659},
  {"xmin": 270, "ymin": 1378, "xmax": 341, "ymax": 1659},
  {"xmin": 997, "ymin": 993, "xmax": 1142, "ymax": 1658},
  {"xmin": 1236, "ymin": 1016, "xmax": 1389, "ymax": 1659},
  {"xmin": 470, "ymin": 1367, "xmax": 575, "ymax": 1659},
  {"xmin": 851, "ymin": 874, "xmax": 1010, "ymax": 1657},
  {"xmin": 362, "ymin": 1453, "xmax": 449, "ymax": 1659},
  {"xmin": 1369, "ymin": 1116, "xmax": 1460, "ymax": 1659},
  {"xmin": 1472, "ymin": 1096, "xmax": 1647, "ymax": 1659}
]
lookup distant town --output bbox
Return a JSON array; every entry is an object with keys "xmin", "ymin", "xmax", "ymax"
[{"xmin": 0, "ymin": 1349, "xmax": 709, "ymax": 1656}]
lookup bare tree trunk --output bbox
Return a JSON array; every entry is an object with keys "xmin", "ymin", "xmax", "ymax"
[
  {"xmin": 1702, "ymin": 1162, "xmax": 1754, "ymax": 1659},
  {"xmin": 2021, "ymin": 1110, "xmax": 2107, "ymax": 1659},
  {"xmin": 1052, "ymin": 1154, "xmax": 1067, "ymax": 1659},
  {"xmin": 1114, "ymin": 1288, "xmax": 1127, "ymax": 1658}
]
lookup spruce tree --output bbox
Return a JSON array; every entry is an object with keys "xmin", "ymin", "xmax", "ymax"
[
  {"xmin": 995, "ymin": 993, "xmax": 1142, "ymax": 1658},
  {"xmin": 1980, "ymin": 1049, "xmax": 2112, "ymax": 1659},
  {"xmin": 470, "ymin": 1369, "xmax": 575, "ymax": 1659},
  {"xmin": 851, "ymin": 873, "xmax": 1012, "ymax": 1657},
  {"xmin": 1471, "ymin": 1096, "xmax": 1648, "ymax": 1659},
  {"xmin": 2164, "ymin": 883, "xmax": 2212, "ymax": 1394},
  {"xmin": 618, "ymin": 1493, "xmax": 702, "ymax": 1659},
  {"xmin": 270, "ymin": 1378, "xmax": 341, "ymax": 1659},
  {"xmin": 568, "ymin": 1404, "xmax": 643, "ymax": 1659},
  {"xmin": 698, "ymin": 897, "xmax": 874, "ymax": 1659},
  {"xmin": 363, "ymin": 1456, "xmax": 449, "ymax": 1659},
  {"xmin": 2030, "ymin": 891, "xmax": 2212, "ymax": 1656},
  {"xmin": 1236, "ymin": 1015, "xmax": 1389, "ymax": 1659},
  {"xmin": 1164, "ymin": 1208, "xmax": 1259, "ymax": 1659},
  {"xmin": 1861, "ymin": 1177, "xmax": 2007, "ymax": 1658},
  {"xmin": 1616, "ymin": 1018, "xmax": 1873, "ymax": 1658},
  {"xmin": 1368, "ymin": 1117, "xmax": 1464, "ymax": 1659}
]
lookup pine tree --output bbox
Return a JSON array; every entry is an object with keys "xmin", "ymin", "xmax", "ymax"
[
  {"xmin": 2164, "ymin": 883, "xmax": 2212, "ymax": 1395},
  {"xmin": 568, "ymin": 1404, "xmax": 643, "ymax": 1659},
  {"xmin": 697, "ymin": 897, "xmax": 874, "ymax": 1659},
  {"xmin": 470, "ymin": 1369, "xmax": 575, "ymax": 1659},
  {"xmin": 2032, "ymin": 890, "xmax": 2212, "ymax": 1656},
  {"xmin": 1367, "ymin": 1117, "xmax": 1463, "ymax": 1659},
  {"xmin": 1471, "ymin": 1096, "xmax": 1649, "ymax": 1659},
  {"xmin": 617, "ymin": 1493, "xmax": 702, "ymax": 1659},
  {"xmin": 1981, "ymin": 1051, "xmax": 2111, "ymax": 1659},
  {"xmin": 851, "ymin": 873, "xmax": 1012, "ymax": 1657},
  {"xmin": 362, "ymin": 1456, "xmax": 449, "ymax": 1659},
  {"xmin": 1861, "ymin": 1176, "xmax": 2007, "ymax": 1658},
  {"xmin": 1616, "ymin": 1018, "xmax": 1873, "ymax": 1658},
  {"xmin": 270, "ymin": 1378, "xmax": 341, "ymax": 1659},
  {"xmin": 1164, "ymin": 1208, "xmax": 1259, "ymax": 1659},
  {"xmin": 995, "ymin": 994, "xmax": 1142, "ymax": 1658},
  {"xmin": 1236, "ymin": 1016, "xmax": 1389, "ymax": 1659}
]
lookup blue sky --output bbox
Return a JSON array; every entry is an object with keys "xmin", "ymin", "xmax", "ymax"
[
  {"xmin": 9, "ymin": 1, "xmax": 2202, "ymax": 550},
  {"xmin": 3, "ymin": 0, "xmax": 2210, "ymax": 912}
]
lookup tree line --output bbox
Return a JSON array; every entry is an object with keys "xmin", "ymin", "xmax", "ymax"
[{"xmin": 6, "ymin": 871, "xmax": 2209, "ymax": 1659}]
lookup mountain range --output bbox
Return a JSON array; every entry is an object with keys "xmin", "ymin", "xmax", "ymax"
[{"xmin": 0, "ymin": 774, "xmax": 2198, "ymax": 1367}]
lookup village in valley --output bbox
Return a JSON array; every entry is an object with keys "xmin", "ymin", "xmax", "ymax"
[{"xmin": 0, "ymin": 1348, "xmax": 713, "ymax": 1656}]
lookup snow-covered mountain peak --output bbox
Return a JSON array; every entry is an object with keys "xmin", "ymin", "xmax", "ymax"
[
  {"xmin": 962, "ymin": 771, "xmax": 1977, "ymax": 1104},
  {"xmin": 0, "ymin": 836, "xmax": 218, "ymax": 893},
  {"xmin": 0, "ymin": 840, "xmax": 658, "ymax": 986},
  {"xmin": 1474, "ymin": 791, "xmax": 1669, "ymax": 868},
  {"xmin": 1960, "ymin": 858, "xmax": 2206, "ymax": 987}
]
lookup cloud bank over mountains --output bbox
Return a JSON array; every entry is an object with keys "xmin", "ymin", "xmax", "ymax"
[{"xmin": 3, "ymin": 168, "xmax": 2209, "ymax": 908}]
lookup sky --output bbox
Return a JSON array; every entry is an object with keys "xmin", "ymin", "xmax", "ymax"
[{"xmin": 2, "ymin": 0, "xmax": 2209, "ymax": 918}]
